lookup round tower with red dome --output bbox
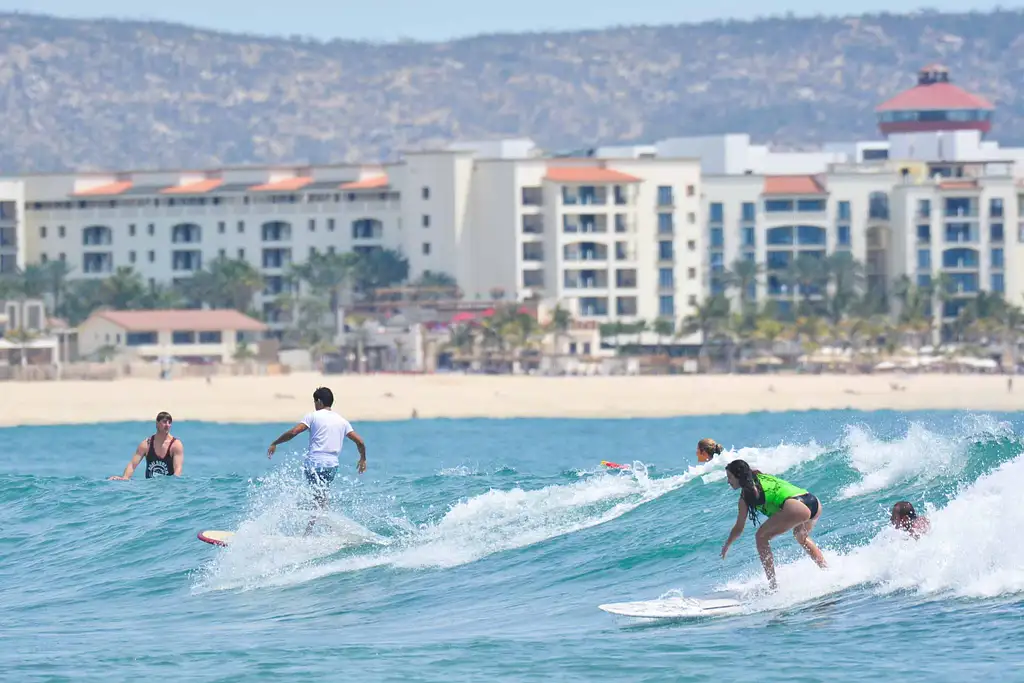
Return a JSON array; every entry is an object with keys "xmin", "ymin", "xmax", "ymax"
[{"xmin": 875, "ymin": 64, "xmax": 994, "ymax": 137}]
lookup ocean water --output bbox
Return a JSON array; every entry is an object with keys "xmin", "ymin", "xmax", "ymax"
[{"xmin": 3, "ymin": 410, "xmax": 1024, "ymax": 681}]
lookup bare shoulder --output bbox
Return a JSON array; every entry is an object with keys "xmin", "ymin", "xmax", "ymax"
[{"xmin": 173, "ymin": 438, "xmax": 184, "ymax": 453}]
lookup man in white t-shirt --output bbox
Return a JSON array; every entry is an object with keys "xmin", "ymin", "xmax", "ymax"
[{"xmin": 267, "ymin": 386, "xmax": 367, "ymax": 526}]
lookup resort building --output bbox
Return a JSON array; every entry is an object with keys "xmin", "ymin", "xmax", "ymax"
[{"xmin": 0, "ymin": 63, "xmax": 1021, "ymax": 335}]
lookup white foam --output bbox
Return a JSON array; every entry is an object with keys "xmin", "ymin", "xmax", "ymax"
[{"xmin": 839, "ymin": 415, "xmax": 1014, "ymax": 499}]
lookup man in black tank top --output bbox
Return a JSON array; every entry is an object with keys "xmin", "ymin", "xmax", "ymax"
[{"xmin": 109, "ymin": 412, "xmax": 184, "ymax": 480}]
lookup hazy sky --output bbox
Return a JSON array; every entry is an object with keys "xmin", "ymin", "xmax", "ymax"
[{"xmin": 0, "ymin": 0, "xmax": 1014, "ymax": 42}]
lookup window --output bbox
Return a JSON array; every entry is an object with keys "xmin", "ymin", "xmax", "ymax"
[
  {"xmin": 797, "ymin": 199, "xmax": 826, "ymax": 212},
  {"xmin": 687, "ymin": 212, "xmax": 696, "ymax": 224},
  {"xmin": 687, "ymin": 240, "xmax": 696, "ymax": 251},
  {"xmin": 422, "ymin": 242, "xmax": 431, "ymax": 255},
  {"xmin": 917, "ymin": 249, "xmax": 931, "ymax": 269},
  {"xmin": 39, "ymin": 226, "xmax": 46, "ymax": 238},
  {"xmin": 688, "ymin": 295, "xmax": 698, "ymax": 306},
  {"xmin": 658, "ymin": 268, "xmax": 674, "ymax": 288},
  {"xmin": 837, "ymin": 226, "xmax": 851, "ymax": 246},
  {"xmin": 765, "ymin": 199, "xmax": 793, "ymax": 213},
  {"xmin": 991, "ymin": 198, "xmax": 1004, "ymax": 218},
  {"xmin": 688, "ymin": 268, "xmax": 696, "ymax": 280},
  {"xmin": 992, "ymin": 273, "xmax": 1005, "ymax": 293},
  {"xmin": 521, "ymin": 187, "xmax": 543, "ymax": 206},
  {"xmin": 657, "ymin": 186, "xmax": 673, "ymax": 206},
  {"xmin": 218, "ymin": 221, "xmax": 226, "ymax": 234},
  {"xmin": 917, "ymin": 274, "xmax": 932, "ymax": 288},
  {"xmin": 658, "ymin": 241, "xmax": 674, "ymax": 261},
  {"xmin": 218, "ymin": 248, "xmax": 226, "ymax": 258},
  {"xmin": 742, "ymin": 227, "xmax": 755, "ymax": 247},
  {"xmin": 686, "ymin": 184, "xmax": 696, "ymax": 197},
  {"xmin": 309, "ymin": 219, "xmax": 316, "ymax": 232},
  {"xmin": 147, "ymin": 224, "xmax": 154, "ymax": 236},
  {"xmin": 422, "ymin": 215, "xmax": 430, "ymax": 228},
  {"xmin": 237, "ymin": 221, "xmax": 245, "ymax": 233},
  {"xmin": 658, "ymin": 213, "xmax": 674, "ymax": 235},
  {"xmin": 129, "ymin": 224, "xmax": 136, "ymax": 237},
  {"xmin": 129, "ymin": 251, "xmax": 136, "ymax": 263},
  {"xmin": 328, "ymin": 218, "xmax": 335, "ymax": 231},
  {"xmin": 917, "ymin": 199, "xmax": 931, "ymax": 218},
  {"xmin": 59, "ymin": 226, "xmax": 66, "ymax": 238},
  {"xmin": 126, "ymin": 332, "xmax": 157, "ymax": 346},
  {"xmin": 710, "ymin": 227, "xmax": 724, "ymax": 248},
  {"xmin": 309, "ymin": 246, "xmax": 317, "ymax": 257},
  {"xmin": 59, "ymin": 253, "xmax": 65, "ymax": 261},
  {"xmin": 198, "ymin": 331, "xmax": 222, "ymax": 344},
  {"xmin": 148, "ymin": 250, "xmax": 155, "ymax": 263},
  {"xmin": 741, "ymin": 202, "xmax": 756, "ymax": 222},
  {"xmin": 917, "ymin": 225, "xmax": 931, "ymax": 243},
  {"xmin": 992, "ymin": 247, "xmax": 1004, "ymax": 268},
  {"xmin": 991, "ymin": 223, "xmax": 1004, "ymax": 242},
  {"xmin": 837, "ymin": 201, "xmax": 851, "ymax": 221},
  {"xmin": 172, "ymin": 331, "xmax": 195, "ymax": 345},
  {"xmin": 40, "ymin": 254, "xmax": 48, "ymax": 263},
  {"xmin": 422, "ymin": 186, "xmax": 430, "ymax": 200},
  {"xmin": 659, "ymin": 295, "xmax": 674, "ymax": 317},
  {"xmin": 709, "ymin": 203, "xmax": 724, "ymax": 223}
]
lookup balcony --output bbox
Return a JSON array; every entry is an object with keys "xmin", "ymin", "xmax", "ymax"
[
  {"xmin": 522, "ymin": 214, "xmax": 543, "ymax": 235},
  {"xmin": 261, "ymin": 221, "xmax": 292, "ymax": 242},
  {"xmin": 577, "ymin": 297, "xmax": 609, "ymax": 317},
  {"xmin": 172, "ymin": 250, "xmax": 202, "ymax": 272},
  {"xmin": 563, "ymin": 214, "xmax": 607, "ymax": 234},
  {"xmin": 614, "ymin": 242, "xmax": 636, "ymax": 261},
  {"xmin": 615, "ymin": 269, "xmax": 638, "ymax": 288},
  {"xmin": 616, "ymin": 296, "xmax": 638, "ymax": 316},
  {"xmin": 944, "ymin": 198, "xmax": 978, "ymax": 218},
  {"xmin": 0, "ymin": 227, "xmax": 15, "ymax": 249},
  {"xmin": 82, "ymin": 252, "xmax": 113, "ymax": 274},
  {"xmin": 944, "ymin": 223, "xmax": 978, "ymax": 244},
  {"xmin": 171, "ymin": 223, "xmax": 202, "ymax": 244},
  {"xmin": 352, "ymin": 218, "xmax": 383, "ymax": 240},
  {"xmin": 563, "ymin": 269, "xmax": 609, "ymax": 290},
  {"xmin": 563, "ymin": 242, "xmax": 608, "ymax": 262},
  {"xmin": 522, "ymin": 243, "xmax": 544, "ymax": 262},
  {"xmin": 614, "ymin": 214, "xmax": 634, "ymax": 234},
  {"xmin": 261, "ymin": 248, "xmax": 292, "ymax": 270},
  {"xmin": 562, "ymin": 186, "xmax": 608, "ymax": 206}
]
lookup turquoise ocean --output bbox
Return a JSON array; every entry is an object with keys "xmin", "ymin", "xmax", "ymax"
[{"xmin": 3, "ymin": 409, "xmax": 1024, "ymax": 681}]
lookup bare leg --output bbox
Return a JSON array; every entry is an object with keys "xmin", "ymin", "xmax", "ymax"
[
  {"xmin": 304, "ymin": 488, "xmax": 329, "ymax": 536},
  {"xmin": 793, "ymin": 505, "xmax": 827, "ymax": 568},
  {"xmin": 753, "ymin": 499, "xmax": 814, "ymax": 589}
]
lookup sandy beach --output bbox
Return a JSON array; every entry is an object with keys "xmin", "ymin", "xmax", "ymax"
[{"xmin": 1, "ymin": 372, "xmax": 1020, "ymax": 426}]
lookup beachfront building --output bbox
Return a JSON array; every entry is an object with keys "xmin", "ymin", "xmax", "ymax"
[
  {"xmin": 77, "ymin": 309, "xmax": 266, "ymax": 362},
  {"xmin": 2, "ymin": 62, "xmax": 1023, "ymax": 336},
  {"xmin": 14, "ymin": 147, "xmax": 703, "ymax": 332}
]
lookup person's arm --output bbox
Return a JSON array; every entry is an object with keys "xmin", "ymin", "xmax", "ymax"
[
  {"xmin": 109, "ymin": 440, "xmax": 148, "ymax": 481},
  {"xmin": 721, "ymin": 498, "xmax": 748, "ymax": 559},
  {"xmin": 171, "ymin": 440, "xmax": 184, "ymax": 476},
  {"xmin": 267, "ymin": 423, "xmax": 309, "ymax": 458},
  {"xmin": 347, "ymin": 430, "xmax": 367, "ymax": 473}
]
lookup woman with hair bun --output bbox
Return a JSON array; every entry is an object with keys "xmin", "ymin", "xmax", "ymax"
[
  {"xmin": 696, "ymin": 438, "xmax": 724, "ymax": 463},
  {"xmin": 720, "ymin": 459, "xmax": 827, "ymax": 589}
]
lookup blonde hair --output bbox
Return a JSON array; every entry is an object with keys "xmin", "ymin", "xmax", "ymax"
[{"xmin": 697, "ymin": 438, "xmax": 723, "ymax": 458}]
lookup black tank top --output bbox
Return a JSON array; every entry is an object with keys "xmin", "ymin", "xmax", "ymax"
[{"xmin": 145, "ymin": 436, "xmax": 177, "ymax": 478}]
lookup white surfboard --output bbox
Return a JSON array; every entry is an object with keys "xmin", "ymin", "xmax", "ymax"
[{"xmin": 599, "ymin": 596, "xmax": 743, "ymax": 619}]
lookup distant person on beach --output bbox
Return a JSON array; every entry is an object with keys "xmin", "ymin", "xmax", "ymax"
[
  {"xmin": 696, "ymin": 437, "xmax": 724, "ymax": 463},
  {"xmin": 267, "ymin": 386, "xmax": 367, "ymax": 534},
  {"xmin": 890, "ymin": 501, "xmax": 930, "ymax": 538},
  {"xmin": 719, "ymin": 459, "xmax": 827, "ymax": 589},
  {"xmin": 109, "ymin": 411, "xmax": 183, "ymax": 480}
]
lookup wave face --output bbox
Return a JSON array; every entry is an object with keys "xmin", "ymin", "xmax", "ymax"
[{"xmin": 3, "ymin": 410, "xmax": 1024, "ymax": 681}]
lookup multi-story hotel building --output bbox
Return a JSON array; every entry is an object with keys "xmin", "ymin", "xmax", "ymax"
[{"xmin": 0, "ymin": 63, "xmax": 1022, "ymax": 333}]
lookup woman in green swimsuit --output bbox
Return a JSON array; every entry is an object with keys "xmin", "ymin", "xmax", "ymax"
[{"xmin": 720, "ymin": 459, "xmax": 827, "ymax": 589}]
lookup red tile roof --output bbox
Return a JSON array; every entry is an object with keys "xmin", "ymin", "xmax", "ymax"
[
  {"xmin": 89, "ymin": 309, "xmax": 267, "ymax": 332},
  {"xmin": 763, "ymin": 175, "xmax": 827, "ymax": 195},
  {"xmin": 73, "ymin": 181, "xmax": 133, "ymax": 197},
  {"xmin": 161, "ymin": 179, "xmax": 224, "ymax": 194},
  {"xmin": 249, "ymin": 177, "xmax": 314, "ymax": 192},
  {"xmin": 340, "ymin": 175, "xmax": 389, "ymax": 190},
  {"xmin": 876, "ymin": 82, "xmax": 994, "ymax": 112},
  {"xmin": 544, "ymin": 166, "xmax": 642, "ymax": 183}
]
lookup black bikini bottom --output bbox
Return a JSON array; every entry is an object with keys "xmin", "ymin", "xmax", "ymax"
[{"xmin": 789, "ymin": 492, "xmax": 820, "ymax": 518}]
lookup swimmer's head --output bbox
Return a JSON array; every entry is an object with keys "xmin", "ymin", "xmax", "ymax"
[
  {"xmin": 697, "ymin": 438, "xmax": 723, "ymax": 463},
  {"xmin": 155, "ymin": 411, "xmax": 172, "ymax": 432},
  {"xmin": 890, "ymin": 501, "xmax": 917, "ymax": 531}
]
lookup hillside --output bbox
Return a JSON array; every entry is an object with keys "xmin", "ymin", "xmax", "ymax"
[{"xmin": 0, "ymin": 9, "xmax": 1021, "ymax": 172}]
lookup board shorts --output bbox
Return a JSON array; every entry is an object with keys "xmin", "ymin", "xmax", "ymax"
[{"xmin": 304, "ymin": 466, "xmax": 338, "ymax": 492}]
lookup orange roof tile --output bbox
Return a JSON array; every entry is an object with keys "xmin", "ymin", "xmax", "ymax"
[
  {"xmin": 73, "ymin": 181, "xmax": 133, "ymax": 197},
  {"xmin": 340, "ymin": 175, "xmax": 389, "ymax": 190},
  {"xmin": 763, "ymin": 175, "xmax": 827, "ymax": 195},
  {"xmin": 939, "ymin": 180, "xmax": 979, "ymax": 190},
  {"xmin": 89, "ymin": 309, "xmax": 267, "ymax": 332},
  {"xmin": 249, "ymin": 177, "xmax": 314, "ymax": 192},
  {"xmin": 544, "ymin": 166, "xmax": 642, "ymax": 183},
  {"xmin": 160, "ymin": 179, "xmax": 224, "ymax": 195}
]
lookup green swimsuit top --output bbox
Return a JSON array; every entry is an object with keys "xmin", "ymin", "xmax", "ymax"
[{"xmin": 754, "ymin": 473, "xmax": 808, "ymax": 517}]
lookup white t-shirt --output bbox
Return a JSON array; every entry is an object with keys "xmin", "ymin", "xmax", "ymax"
[{"xmin": 301, "ymin": 409, "xmax": 353, "ymax": 468}]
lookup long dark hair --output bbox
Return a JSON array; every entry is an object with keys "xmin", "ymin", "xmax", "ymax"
[{"xmin": 726, "ymin": 459, "xmax": 764, "ymax": 526}]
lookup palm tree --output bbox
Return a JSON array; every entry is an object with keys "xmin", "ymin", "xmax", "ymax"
[
  {"xmin": 724, "ymin": 259, "xmax": 761, "ymax": 313},
  {"xmin": 652, "ymin": 317, "xmax": 675, "ymax": 356},
  {"xmin": 353, "ymin": 248, "xmax": 410, "ymax": 296},
  {"xmin": 545, "ymin": 303, "xmax": 573, "ymax": 356},
  {"xmin": 291, "ymin": 251, "xmax": 359, "ymax": 338},
  {"xmin": 783, "ymin": 253, "xmax": 828, "ymax": 315},
  {"xmin": 824, "ymin": 253, "xmax": 865, "ymax": 325},
  {"xmin": 99, "ymin": 267, "xmax": 148, "ymax": 310},
  {"xmin": 4, "ymin": 326, "xmax": 36, "ymax": 368},
  {"xmin": 680, "ymin": 294, "xmax": 730, "ymax": 372}
]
